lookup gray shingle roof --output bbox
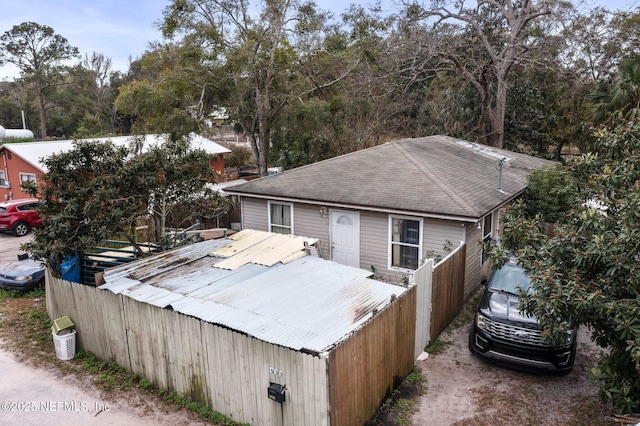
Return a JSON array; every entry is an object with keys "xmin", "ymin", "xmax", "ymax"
[{"xmin": 227, "ymin": 135, "xmax": 555, "ymax": 220}]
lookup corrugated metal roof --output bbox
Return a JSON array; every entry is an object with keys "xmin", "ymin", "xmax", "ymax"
[
  {"xmin": 2, "ymin": 133, "xmax": 231, "ymax": 173},
  {"xmin": 211, "ymin": 230, "xmax": 317, "ymax": 269},
  {"xmin": 101, "ymin": 229, "xmax": 406, "ymax": 355}
]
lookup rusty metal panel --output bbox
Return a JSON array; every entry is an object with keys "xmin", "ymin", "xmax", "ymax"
[{"xmin": 100, "ymin": 229, "xmax": 406, "ymax": 354}]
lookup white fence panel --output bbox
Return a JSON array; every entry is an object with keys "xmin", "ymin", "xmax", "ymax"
[{"xmin": 412, "ymin": 258, "xmax": 433, "ymax": 359}]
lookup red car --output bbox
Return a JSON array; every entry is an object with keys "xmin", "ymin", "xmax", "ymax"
[{"xmin": 0, "ymin": 198, "xmax": 43, "ymax": 237}]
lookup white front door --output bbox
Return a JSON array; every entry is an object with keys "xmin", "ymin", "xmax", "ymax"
[{"xmin": 330, "ymin": 210, "xmax": 360, "ymax": 268}]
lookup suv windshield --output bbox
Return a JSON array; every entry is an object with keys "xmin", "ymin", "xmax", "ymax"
[{"xmin": 488, "ymin": 264, "xmax": 532, "ymax": 295}]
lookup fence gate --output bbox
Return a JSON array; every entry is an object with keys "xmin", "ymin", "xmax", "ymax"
[
  {"xmin": 430, "ymin": 244, "xmax": 466, "ymax": 342},
  {"xmin": 411, "ymin": 243, "xmax": 466, "ymax": 355}
]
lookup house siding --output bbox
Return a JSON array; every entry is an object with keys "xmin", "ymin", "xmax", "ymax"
[
  {"xmin": 423, "ymin": 218, "xmax": 466, "ymax": 258},
  {"xmin": 241, "ymin": 197, "xmax": 269, "ymax": 231},
  {"xmin": 0, "ymin": 147, "xmax": 42, "ymax": 201},
  {"xmin": 356, "ymin": 212, "xmax": 467, "ymax": 287},
  {"xmin": 292, "ymin": 204, "xmax": 331, "ymax": 257},
  {"xmin": 240, "ymin": 197, "xmax": 480, "ymax": 290},
  {"xmin": 360, "ymin": 211, "xmax": 394, "ymax": 281},
  {"xmin": 462, "ymin": 218, "xmax": 494, "ymax": 300}
]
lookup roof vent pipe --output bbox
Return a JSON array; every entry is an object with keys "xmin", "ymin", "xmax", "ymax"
[{"xmin": 497, "ymin": 157, "xmax": 506, "ymax": 192}]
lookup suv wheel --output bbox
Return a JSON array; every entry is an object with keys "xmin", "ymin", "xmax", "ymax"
[{"xmin": 13, "ymin": 221, "xmax": 30, "ymax": 237}]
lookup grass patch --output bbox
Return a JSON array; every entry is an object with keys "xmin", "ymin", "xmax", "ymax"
[
  {"xmin": 162, "ymin": 391, "xmax": 247, "ymax": 425},
  {"xmin": 367, "ymin": 368, "xmax": 427, "ymax": 425},
  {"xmin": 425, "ymin": 338, "xmax": 452, "ymax": 355},
  {"xmin": 565, "ymin": 398, "xmax": 610, "ymax": 426}
]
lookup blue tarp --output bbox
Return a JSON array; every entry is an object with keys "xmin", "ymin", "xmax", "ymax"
[{"xmin": 59, "ymin": 254, "xmax": 80, "ymax": 283}]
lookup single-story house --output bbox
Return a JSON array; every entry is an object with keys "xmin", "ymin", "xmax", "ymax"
[
  {"xmin": 226, "ymin": 135, "xmax": 554, "ymax": 298},
  {"xmin": 47, "ymin": 229, "xmax": 416, "ymax": 425},
  {"xmin": 0, "ymin": 133, "xmax": 231, "ymax": 201}
]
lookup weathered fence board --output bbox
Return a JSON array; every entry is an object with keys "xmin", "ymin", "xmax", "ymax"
[
  {"xmin": 430, "ymin": 244, "xmax": 467, "ymax": 342},
  {"xmin": 48, "ymin": 264, "xmax": 411, "ymax": 426},
  {"xmin": 328, "ymin": 288, "xmax": 416, "ymax": 426}
]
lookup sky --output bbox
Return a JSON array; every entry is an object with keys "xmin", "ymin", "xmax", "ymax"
[{"xmin": 0, "ymin": 0, "xmax": 638, "ymax": 81}]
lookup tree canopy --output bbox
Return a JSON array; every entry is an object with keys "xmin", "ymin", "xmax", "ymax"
[
  {"xmin": 494, "ymin": 120, "xmax": 640, "ymax": 413},
  {"xmin": 0, "ymin": 6, "xmax": 639, "ymax": 164},
  {"xmin": 158, "ymin": 0, "xmax": 382, "ymax": 175},
  {"xmin": 0, "ymin": 22, "xmax": 79, "ymax": 139},
  {"xmin": 23, "ymin": 137, "xmax": 227, "ymax": 270}
]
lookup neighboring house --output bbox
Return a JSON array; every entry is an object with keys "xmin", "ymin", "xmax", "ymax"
[
  {"xmin": 0, "ymin": 133, "xmax": 231, "ymax": 201},
  {"xmin": 226, "ymin": 135, "xmax": 554, "ymax": 298}
]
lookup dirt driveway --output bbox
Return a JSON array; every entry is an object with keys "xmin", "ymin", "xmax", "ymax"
[{"xmin": 410, "ymin": 296, "xmax": 608, "ymax": 426}]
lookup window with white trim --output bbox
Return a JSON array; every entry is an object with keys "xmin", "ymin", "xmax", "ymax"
[
  {"xmin": 268, "ymin": 202, "xmax": 293, "ymax": 235},
  {"xmin": 481, "ymin": 212, "xmax": 493, "ymax": 264},
  {"xmin": 0, "ymin": 171, "xmax": 7, "ymax": 187},
  {"xmin": 389, "ymin": 216, "xmax": 423, "ymax": 270},
  {"xmin": 19, "ymin": 173, "xmax": 36, "ymax": 184}
]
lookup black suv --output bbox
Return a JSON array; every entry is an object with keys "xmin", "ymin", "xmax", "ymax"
[{"xmin": 468, "ymin": 261, "xmax": 576, "ymax": 373}]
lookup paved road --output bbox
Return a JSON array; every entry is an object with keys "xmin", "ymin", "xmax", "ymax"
[{"xmin": 0, "ymin": 232, "xmax": 32, "ymax": 263}]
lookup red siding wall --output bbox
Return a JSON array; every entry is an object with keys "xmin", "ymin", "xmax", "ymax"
[
  {"xmin": 0, "ymin": 148, "xmax": 43, "ymax": 201},
  {"xmin": 209, "ymin": 156, "xmax": 225, "ymax": 175},
  {"xmin": 0, "ymin": 147, "xmax": 226, "ymax": 201}
]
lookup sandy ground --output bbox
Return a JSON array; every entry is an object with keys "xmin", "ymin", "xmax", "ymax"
[
  {"xmin": 411, "ymin": 307, "xmax": 606, "ymax": 426},
  {"xmin": 0, "ymin": 233, "xmax": 32, "ymax": 263},
  {"xmin": 0, "ymin": 345, "xmax": 209, "ymax": 426}
]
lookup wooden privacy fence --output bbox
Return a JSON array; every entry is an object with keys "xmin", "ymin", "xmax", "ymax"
[
  {"xmin": 430, "ymin": 244, "xmax": 466, "ymax": 342},
  {"xmin": 411, "ymin": 243, "xmax": 467, "ymax": 349},
  {"xmin": 46, "ymin": 269, "xmax": 416, "ymax": 426},
  {"xmin": 328, "ymin": 287, "xmax": 416, "ymax": 426}
]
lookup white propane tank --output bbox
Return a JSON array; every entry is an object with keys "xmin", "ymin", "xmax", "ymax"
[{"xmin": 0, "ymin": 125, "xmax": 34, "ymax": 140}]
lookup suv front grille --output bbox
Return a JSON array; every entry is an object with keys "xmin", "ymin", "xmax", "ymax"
[{"xmin": 484, "ymin": 318, "xmax": 555, "ymax": 348}]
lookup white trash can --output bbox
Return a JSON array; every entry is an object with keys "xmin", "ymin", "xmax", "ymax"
[{"xmin": 53, "ymin": 329, "xmax": 76, "ymax": 360}]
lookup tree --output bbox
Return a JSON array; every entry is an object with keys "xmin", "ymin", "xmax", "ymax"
[
  {"xmin": 23, "ymin": 138, "xmax": 226, "ymax": 270},
  {"xmin": 124, "ymin": 140, "xmax": 227, "ymax": 244},
  {"xmin": 116, "ymin": 42, "xmax": 230, "ymax": 140},
  {"xmin": 0, "ymin": 80, "xmax": 36, "ymax": 130},
  {"xmin": 0, "ymin": 22, "xmax": 79, "ymax": 139},
  {"xmin": 592, "ymin": 59, "xmax": 640, "ymax": 126},
  {"xmin": 402, "ymin": 0, "xmax": 566, "ymax": 148},
  {"xmin": 560, "ymin": 7, "xmax": 624, "ymax": 82},
  {"xmin": 270, "ymin": 98, "xmax": 344, "ymax": 169},
  {"xmin": 494, "ymin": 120, "xmax": 640, "ymax": 413},
  {"xmin": 80, "ymin": 52, "xmax": 120, "ymax": 135},
  {"xmin": 160, "ymin": 0, "xmax": 359, "ymax": 176}
]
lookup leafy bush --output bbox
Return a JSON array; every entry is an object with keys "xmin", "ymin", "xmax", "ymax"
[{"xmin": 495, "ymin": 120, "xmax": 640, "ymax": 414}]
